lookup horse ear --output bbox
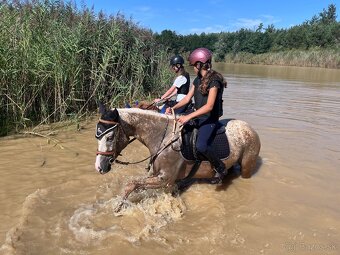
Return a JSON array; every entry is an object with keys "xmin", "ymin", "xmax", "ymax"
[
  {"xmin": 111, "ymin": 108, "xmax": 119, "ymax": 121},
  {"xmin": 99, "ymin": 102, "xmax": 107, "ymax": 115}
]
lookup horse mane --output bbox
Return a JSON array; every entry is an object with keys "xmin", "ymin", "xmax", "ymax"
[{"xmin": 116, "ymin": 108, "xmax": 175, "ymax": 123}]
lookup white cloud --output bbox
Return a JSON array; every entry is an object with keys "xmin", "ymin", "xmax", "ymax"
[
  {"xmin": 232, "ymin": 15, "xmax": 281, "ymax": 31},
  {"xmin": 183, "ymin": 13, "xmax": 282, "ymax": 34},
  {"xmin": 185, "ymin": 25, "xmax": 227, "ymax": 34},
  {"xmin": 130, "ymin": 5, "xmax": 158, "ymax": 23},
  {"xmin": 233, "ymin": 15, "xmax": 280, "ymax": 30},
  {"xmin": 137, "ymin": 6, "xmax": 151, "ymax": 12},
  {"xmin": 234, "ymin": 18, "xmax": 263, "ymax": 30},
  {"xmin": 260, "ymin": 15, "xmax": 281, "ymax": 25}
]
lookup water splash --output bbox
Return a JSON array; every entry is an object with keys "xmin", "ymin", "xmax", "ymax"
[{"xmin": 68, "ymin": 193, "xmax": 187, "ymax": 245}]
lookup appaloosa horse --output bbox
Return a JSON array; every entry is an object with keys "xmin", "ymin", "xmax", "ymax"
[{"xmin": 95, "ymin": 105, "xmax": 261, "ymax": 211}]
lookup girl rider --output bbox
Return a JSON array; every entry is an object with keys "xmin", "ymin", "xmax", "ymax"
[
  {"xmin": 166, "ymin": 48, "xmax": 228, "ymax": 183},
  {"xmin": 154, "ymin": 55, "xmax": 191, "ymax": 114}
]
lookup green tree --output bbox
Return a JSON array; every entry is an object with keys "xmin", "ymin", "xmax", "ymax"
[
  {"xmin": 154, "ymin": 30, "xmax": 179, "ymax": 52},
  {"xmin": 319, "ymin": 4, "xmax": 337, "ymax": 24}
]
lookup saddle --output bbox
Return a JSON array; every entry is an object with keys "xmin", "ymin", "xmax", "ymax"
[{"xmin": 180, "ymin": 120, "xmax": 231, "ymax": 161}]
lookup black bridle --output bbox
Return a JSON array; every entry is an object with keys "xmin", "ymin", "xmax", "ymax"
[{"xmin": 95, "ymin": 118, "xmax": 136, "ymax": 164}]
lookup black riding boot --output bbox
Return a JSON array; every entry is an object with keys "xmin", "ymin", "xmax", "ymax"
[{"xmin": 201, "ymin": 150, "xmax": 228, "ymax": 183}]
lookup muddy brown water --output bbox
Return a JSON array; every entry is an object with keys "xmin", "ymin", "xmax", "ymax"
[{"xmin": 0, "ymin": 64, "xmax": 339, "ymax": 255}]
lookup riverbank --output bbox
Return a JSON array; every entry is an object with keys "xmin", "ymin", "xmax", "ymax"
[{"xmin": 222, "ymin": 48, "xmax": 340, "ymax": 69}]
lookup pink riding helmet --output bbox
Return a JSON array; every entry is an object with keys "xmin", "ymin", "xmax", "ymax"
[{"xmin": 188, "ymin": 48, "xmax": 212, "ymax": 65}]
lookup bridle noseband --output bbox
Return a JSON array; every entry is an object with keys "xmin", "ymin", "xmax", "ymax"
[{"xmin": 96, "ymin": 118, "xmax": 119, "ymax": 158}]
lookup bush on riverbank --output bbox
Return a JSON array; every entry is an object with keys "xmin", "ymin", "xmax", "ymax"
[
  {"xmin": 224, "ymin": 48, "xmax": 340, "ymax": 69},
  {"xmin": 155, "ymin": 4, "xmax": 340, "ymax": 69},
  {"xmin": 0, "ymin": 0, "xmax": 171, "ymax": 136}
]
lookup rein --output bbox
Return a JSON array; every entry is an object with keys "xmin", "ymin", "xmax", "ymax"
[
  {"xmin": 142, "ymin": 111, "xmax": 183, "ymax": 168},
  {"xmin": 114, "ymin": 111, "xmax": 181, "ymax": 167},
  {"xmin": 114, "ymin": 115, "xmax": 170, "ymax": 166},
  {"xmin": 149, "ymin": 98, "xmax": 169, "ymax": 109}
]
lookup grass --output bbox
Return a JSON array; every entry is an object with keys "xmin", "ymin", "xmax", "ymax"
[{"xmin": 0, "ymin": 0, "xmax": 173, "ymax": 136}]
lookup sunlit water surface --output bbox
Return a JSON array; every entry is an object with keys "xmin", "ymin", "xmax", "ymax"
[{"xmin": 1, "ymin": 64, "xmax": 339, "ymax": 255}]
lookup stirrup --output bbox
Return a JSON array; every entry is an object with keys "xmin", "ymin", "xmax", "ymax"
[
  {"xmin": 210, "ymin": 176, "xmax": 223, "ymax": 184},
  {"xmin": 213, "ymin": 168, "xmax": 228, "ymax": 183}
]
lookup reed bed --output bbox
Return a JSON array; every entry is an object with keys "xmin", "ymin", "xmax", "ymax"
[
  {"xmin": 223, "ymin": 48, "xmax": 340, "ymax": 69},
  {"xmin": 0, "ymin": 0, "xmax": 172, "ymax": 136}
]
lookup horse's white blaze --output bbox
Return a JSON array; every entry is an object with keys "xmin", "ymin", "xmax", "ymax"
[
  {"xmin": 97, "ymin": 137, "xmax": 108, "ymax": 151},
  {"xmin": 95, "ymin": 155, "xmax": 102, "ymax": 172},
  {"xmin": 95, "ymin": 132, "xmax": 114, "ymax": 172}
]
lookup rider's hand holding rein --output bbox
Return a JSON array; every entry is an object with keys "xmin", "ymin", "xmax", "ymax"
[{"xmin": 155, "ymin": 55, "xmax": 191, "ymax": 114}]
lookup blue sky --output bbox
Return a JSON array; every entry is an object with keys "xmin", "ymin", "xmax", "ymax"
[{"xmin": 76, "ymin": 0, "xmax": 339, "ymax": 34}]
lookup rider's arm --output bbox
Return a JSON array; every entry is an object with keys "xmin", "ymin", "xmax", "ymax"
[
  {"xmin": 177, "ymin": 87, "xmax": 218, "ymax": 123},
  {"xmin": 171, "ymin": 85, "xmax": 194, "ymax": 109},
  {"xmin": 160, "ymin": 85, "xmax": 177, "ymax": 100},
  {"xmin": 161, "ymin": 75, "xmax": 187, "ymax": 100}
]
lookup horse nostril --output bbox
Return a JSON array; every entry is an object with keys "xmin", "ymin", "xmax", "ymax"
[
  {"xmin": 99, "ymin": 169, "xmax": 104, "ymax": 174},
  {"xmin": 109, "ymin": 157, "xmax": 115, "ymax": 164},
  {"xmin": 97, "ymin": 165, "xmax": 104, "ymax": 174}
]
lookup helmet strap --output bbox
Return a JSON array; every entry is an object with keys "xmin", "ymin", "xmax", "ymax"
[
  {"xmin": 195, "ymin": 62, "xmax": 203, "ymax": 77},
  {"xmin": 202, "ymin": 62, "xmax": 211, "ymax": 70},
  {"xmin": 174, "ymin": 64, "xmax": 182, "ymax": 73}
]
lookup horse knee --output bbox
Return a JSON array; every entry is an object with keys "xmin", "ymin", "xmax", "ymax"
[{"xmin": 122, "ymin": 182, "xmax": 138, "ymax": 199}]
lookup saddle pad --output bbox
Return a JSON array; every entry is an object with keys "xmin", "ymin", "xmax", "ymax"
[{"xmin": 180, "ymin": 123, "xmax": 230, "ymax": 161}]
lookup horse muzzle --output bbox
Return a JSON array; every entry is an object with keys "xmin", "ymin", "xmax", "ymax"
[{"xmin": 95, "ymin": 152, "xmax": 116, "ymax": 174}]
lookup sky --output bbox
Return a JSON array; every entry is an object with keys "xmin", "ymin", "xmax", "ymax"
[{"xmin": 76, "ymin": 0, "xmax": 340, "ymax": 35}]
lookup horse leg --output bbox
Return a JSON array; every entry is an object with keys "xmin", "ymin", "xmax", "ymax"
[
  {"xmin": 240, "ymin": 153, "xmax": 257, "ymax": 178},
  {"xmin": 175, "ymin": 178, "xmax": 197, "ymax": 193},
  {"xmin": 115, "ymin": 176, "xmax": 170, "ymax": 212}
]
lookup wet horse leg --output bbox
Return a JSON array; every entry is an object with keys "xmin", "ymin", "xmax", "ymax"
[
  {"xmin": 125, "ymin": 176, "xmax": 171, "ymax": 197},
  {"xmin": 240, "ymin": 154, "xmax": 257, "ymax": 178},
  {"xmin": 115, "ymin": 176, "xmax": 169, "ymax": 212}
]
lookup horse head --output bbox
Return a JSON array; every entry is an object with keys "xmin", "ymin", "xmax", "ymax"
[{"xmin": 94, "ymin": 103, "xmax": 130, "ymax": 174}]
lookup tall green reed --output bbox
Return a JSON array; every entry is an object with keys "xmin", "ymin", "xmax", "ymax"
[{"xmin": 0, "ymin": 0, "xmax": 171, "ymax": 136}]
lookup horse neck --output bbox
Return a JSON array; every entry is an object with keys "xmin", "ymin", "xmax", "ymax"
[{"xmin": 119, "ymin": 109, "xmax": 174, "ymax": 154}]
